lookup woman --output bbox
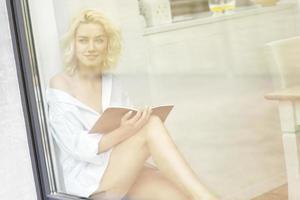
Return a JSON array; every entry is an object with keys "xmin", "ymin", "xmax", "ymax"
[{"xmin": 46, "ymin": 9, "xmax": 218, "ymax": 200}]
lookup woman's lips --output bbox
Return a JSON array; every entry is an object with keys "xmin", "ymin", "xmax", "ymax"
[{"xmin": 85, "ymin": 55, "xmax": 98, "ymax": 59}]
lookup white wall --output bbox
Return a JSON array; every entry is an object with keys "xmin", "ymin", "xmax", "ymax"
[
  {"xmin": 144, "ymin": 3, "xmax": 299, "ymax": 75},
  {"xmin": 0, "ymin": 0, "xmax": 37, "ymax": 200}
]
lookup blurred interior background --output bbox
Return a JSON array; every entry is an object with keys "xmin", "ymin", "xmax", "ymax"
[{"xmin": 24, "ymin": 0, "xmax": 300, "ymax": 199}]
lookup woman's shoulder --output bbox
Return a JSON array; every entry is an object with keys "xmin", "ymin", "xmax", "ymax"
[
  {"xmin": 49, "ymin": 72, "xmax": 73, "ymax": 94},
  {"xmin": 47, "ymin": 72, "xmax": 79, "ymax": 109}
]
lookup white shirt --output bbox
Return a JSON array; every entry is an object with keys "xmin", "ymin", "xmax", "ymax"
[{"xmin": 45, "ymin": 74, "xmax": 131, "ymax": 198}]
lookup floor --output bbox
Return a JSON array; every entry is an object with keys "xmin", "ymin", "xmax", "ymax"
[
  {"xmin": 252, "ymin": 184, "xmax": 288, "ymax": 200},
  {"xmin": 123, "ymin": 74, "xmax": 287, "ymax": 199}
]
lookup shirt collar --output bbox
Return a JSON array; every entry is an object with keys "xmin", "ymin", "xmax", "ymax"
[{"xmin": 46, "ymin": 73, "xmax": 112, "ymax": 115}]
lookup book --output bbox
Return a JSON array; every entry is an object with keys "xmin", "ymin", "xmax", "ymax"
[{"xmin": 89, "ymin": 105, "xmax": 174, "ymax": 134}]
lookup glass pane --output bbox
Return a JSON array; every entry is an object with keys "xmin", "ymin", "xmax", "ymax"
[{"xmin": 24, "ymin": 0, "xmax": 296, "ymax": 199}]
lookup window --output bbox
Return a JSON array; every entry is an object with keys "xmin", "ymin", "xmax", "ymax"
[
  {"xmin": 7, "ymin": 0, "xmax": 298, "ymax": 199},
  {"xmin": 171, "ymin": 0, "xmax": 259, "ymax": 17},
  {"xmin": 170, "ymin": 0, "xmax": 210, "ymax": 17}
]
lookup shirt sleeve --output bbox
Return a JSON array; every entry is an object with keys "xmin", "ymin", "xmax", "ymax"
[{"xmin": 48, "ymin": 102, "xmax": 105, "ymax": 165}]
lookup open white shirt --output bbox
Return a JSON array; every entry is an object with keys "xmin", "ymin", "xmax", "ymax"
[{"xmin": 45, "ymin": 74, "xmax": 131, "ymax": 197}]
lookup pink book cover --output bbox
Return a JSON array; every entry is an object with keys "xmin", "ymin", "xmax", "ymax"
[{"xmin": 89, "ymin": 105, "xmax": 174, "ymax": 134}]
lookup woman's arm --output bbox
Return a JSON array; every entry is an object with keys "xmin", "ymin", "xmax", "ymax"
[
  {"xmin": 49, "ymin": 108, "xmax": 105, "ymax": 164},
  {"xmin": 98, "ymin": 107, "xmax": 152, "ymax": 153}
]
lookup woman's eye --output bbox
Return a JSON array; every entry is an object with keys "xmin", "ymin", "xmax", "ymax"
[
  {"xmin": 78, "ymin": 39, "xmax": 88, "ymax": 43},
  {"xmin": 95, "ymin": 38, "xmax": 104, "ymax": 43}
]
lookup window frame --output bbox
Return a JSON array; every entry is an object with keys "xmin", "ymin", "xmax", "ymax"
[{"xmin": 6, "ymin": 0, "xmax": 89, "ymax": 199}]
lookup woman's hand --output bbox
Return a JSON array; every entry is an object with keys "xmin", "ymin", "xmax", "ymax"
[
  {"xmin": 119, "ymin": 107, "xmax": 152, "ymax": 136},
  {"xmin": 98, "ymin": 107, "xmax": 152, "ymax": 153}
]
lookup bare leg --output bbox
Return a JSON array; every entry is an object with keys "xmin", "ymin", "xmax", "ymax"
[
  {"xmin": 91, "ymin": 166, "xmax": 188, "ymax": 200},
  {"xmin": 142, "ymin": 116, "xmax": 218, "ymax": 200},
  {"xmin": 91, "ymin": 116, "xmax": 218, "ymax": 199},
  {"xmin": 127, "ymin": 166, "xmax": 189, "ymax": 200},
  {"xmin": 91, "ymin": 127, "xmax": 151, "ymax": 199}
]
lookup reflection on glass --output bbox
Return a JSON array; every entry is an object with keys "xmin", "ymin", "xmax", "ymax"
[
  {"xmin": 25, "ymin": 0, "xmax": 293, "ymax": 199},
  {"xmin": 45, "ymin": 9, "xmax": 218, "ymax": 200},
  {"xmin": 209, "ymin": 0, "xmax": 224, "ymax": 15},
  {"xmin": 209, "ymin": 0, "xmax": 236, "ymax": 15},
  {"xmin": 223, "ymin": 0, "xmax": 236, "ymax": 12}
]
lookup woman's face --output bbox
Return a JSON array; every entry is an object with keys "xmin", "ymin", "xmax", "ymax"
[{"xmin": 74, "ymin": 22, "xmax": 108, "ymax": 69}]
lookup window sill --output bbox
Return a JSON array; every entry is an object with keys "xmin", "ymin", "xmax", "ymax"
[{"xmin": 143, "ymin": 2, "xmax": 296, "ymax": 35}]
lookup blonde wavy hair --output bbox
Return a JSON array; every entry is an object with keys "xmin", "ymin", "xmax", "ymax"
[{"xmin": 61, "ymin": 9, "xmax": 122, "ymax": 74}]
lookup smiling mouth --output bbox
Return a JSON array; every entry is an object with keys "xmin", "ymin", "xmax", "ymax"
[{"xmin": 85, "ymin": 55, "xmax": 98, "ymax": 59}]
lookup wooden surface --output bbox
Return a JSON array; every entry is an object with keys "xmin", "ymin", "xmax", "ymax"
[
  {"xmin": 252, "ymin": 184, "xmax": 288, "ymax": 200},
  {"xmin": 265, "ymin": 86, "xmax": 300, "ymax": 101},
  {"xmin": 265, "ymin": 84, "xmax": 300, "ymax": 200}
]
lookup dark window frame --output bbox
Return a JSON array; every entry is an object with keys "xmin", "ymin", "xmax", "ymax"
[{"xmin": 6, "ymin": 0, "xmax": 89, "ymax": 199}]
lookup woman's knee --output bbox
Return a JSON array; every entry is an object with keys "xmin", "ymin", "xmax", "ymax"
[
  {"xmin": 140, "ymin": 115, "xmax": 162, "ymax": 133},
  {"xmin": 148, "ymin": 115, "xmax": 162, "ymax": 125},
  {"xmin": 144, "ymin": 115, "xmax": 167, "ymax": 137},
  {"xmin": 134, "ymin": 115, "xmax": 166, "ymax": 145}
]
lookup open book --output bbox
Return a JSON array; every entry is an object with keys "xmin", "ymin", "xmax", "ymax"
[{"xmin": 89, "ymin": 105, "xmax": 174, "ymax": 134}]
